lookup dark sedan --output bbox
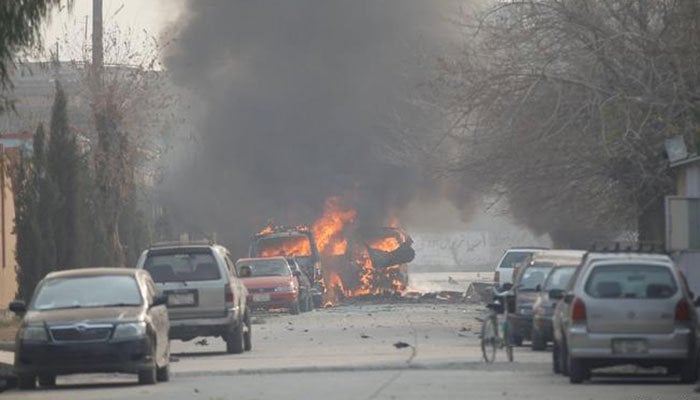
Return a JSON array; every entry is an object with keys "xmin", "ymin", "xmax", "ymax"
[{"xmin": 10, "ymin": 268, "xmax": 170, "ymax": 389}]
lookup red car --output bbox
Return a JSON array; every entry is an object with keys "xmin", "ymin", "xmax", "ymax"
[{"xmin": 235, "ymin": 257, "xmax": 302, "ymax": 314}]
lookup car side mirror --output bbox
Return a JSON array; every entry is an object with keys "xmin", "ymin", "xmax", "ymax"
[
  {"xmin": 9, "ymin": 300, "xmax": 27, "ymax": 315},
  {"xmin": 535, "ymin": 284, "xmax": 542, "ymax": 292},
  {"xmin": 151, "ymin": 294, "xmax": 167, "ymax": 307},
  {"xmin": 293, "ymin": 270, "xmax": 301, "ymax": 277},
  {"xmin": 563, "ymin": 293, "xmax": 574, "ymax": 304},
  {"xmin": 549, "ymin": 289, "xmax": 564, "ymax": 300}
]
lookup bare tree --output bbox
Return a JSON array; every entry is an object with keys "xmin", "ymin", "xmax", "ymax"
[{"xmin": 431, "ymin": 0, "xmax": 700, "ymax": 246}]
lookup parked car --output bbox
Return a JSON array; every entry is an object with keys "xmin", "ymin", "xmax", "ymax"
[
  {"xmin": 509, "ymin": 250, "xmax": 582, "ymax": 346},
  {"xmin": 10, "ymin": 268, "xmax": 170, "ymax": 389},
  {"xmin": 493, "ymin": 247, "xmax": 548, "ymax": 290},
  {"xmin": 551, "ymin": 252, "xmax": 700, "ymax": 384},
  {"xmin": 531, "ymin": 262, "xmax": 580, "ymax": 350},
  {"xmin": 236, "ymin": 257, "xmax": 305, "ymax": 314},
  {"xmin": 136, "ymin": 242, "xmax": 252, "ymax": 354},
  {"xmin": 287, "ymin": 257, "xmax": 315, "ymax": 312}
]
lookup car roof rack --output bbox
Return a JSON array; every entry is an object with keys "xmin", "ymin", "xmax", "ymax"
[
  {"xmin": 587, "ymin": 241, "xmax": 666, "ymax": 254},
  {"xmin": 149, "ymin": 238, "xmax": 216, "ymax": 248}
]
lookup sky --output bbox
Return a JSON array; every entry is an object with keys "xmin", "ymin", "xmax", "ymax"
[{"xmin": 42, "ymin": 0, "xmax": 184, "ymax": 63}]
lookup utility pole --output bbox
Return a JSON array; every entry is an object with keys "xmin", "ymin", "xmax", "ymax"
[{"xmin": 92, "ymin": 0, "xmax": 103, "ymax": 79}]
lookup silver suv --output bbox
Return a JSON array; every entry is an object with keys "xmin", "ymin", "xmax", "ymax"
[
  {"xmin": 136, "ymin": 243, "xmax": 251, "ymax": 354},
  {"xmin": 552, "ymin": 252, "xmax": 699, "ymax": 383}
]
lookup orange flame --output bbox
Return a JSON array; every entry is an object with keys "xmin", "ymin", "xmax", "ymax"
[
  {"xmin": 368, "ymin": 236, "xmax": 401, "ymax": 252},
  {"xmin": 258, "ymin": 236, "xmax": 311, "ymax": 258},
  {"xmin": 312, "ymin": 197, "xmax": 356, "ymax": 256}
]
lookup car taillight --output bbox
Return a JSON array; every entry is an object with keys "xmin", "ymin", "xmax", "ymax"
[
  {"xmin": 494, "ymin": 271, "xmax": 500, "ymax": 283},
  {"xmin": 571, "ymin": 297, "xmax": 586, "ymax": 322},
  {"xmin": 225, "ymin": 285, "xmax": 234, "ymax": 303},
  {"xmin": 675, "ymin": 300, "xmax": 691, "ymax": 322}
]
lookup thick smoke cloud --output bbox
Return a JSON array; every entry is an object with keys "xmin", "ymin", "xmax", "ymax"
[{"xmin": 162, "ymin": 1, "xmax": 456, "ymax": 255}]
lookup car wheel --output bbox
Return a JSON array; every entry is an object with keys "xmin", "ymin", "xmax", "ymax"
[
  {"xmin": 511, "ymin": 334, "xmax": 523, "ymax": 347},
  {"xmin": 289, "ymin": 300, "xmax": 300, "ymax": 315},
  {"xmin": 226, "ymin": 321, "xmax": 245, "ymax": 354},
  {"xmin": 38, "ymin": 374, "xmax": 56, "ymax": 387},
  {"xmin": 17, "ymin": 374, "xmax": 36, "ymax": 390},
  {"xmin": 312, "ymin": 294, "xmax": 322, "ymax": 309},
  {"xmin": 679, "ymin": 355, "xmax": 699, "ymax": 383},
  {"xmin": 568, "ymin": 356, "xmax": 589, "ymax": 384},
  {"xmin": 244, "ymin": 309, "xmax": 253, "ymax": 352},
  {"xmin": 156, "ymin": 364, "xmax": 170, "ymax": 382},
  {"xmin": 560, "ymin": 340, "xmax": 570, "ymax": 376},
  {"xmin": 138, "ymin": 367, "xmax": 157, "ymax": 385},
  {"xmin": 552, "ymin": 340, "xmax": 561, "ymax": 374},
  {"xmin": 531, "ymin": 328, "xmax": 546, "ymax": 351}
]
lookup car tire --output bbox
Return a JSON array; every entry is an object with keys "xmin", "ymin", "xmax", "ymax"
[
  {"xmin": 38, "ymin": 374, "xmax": 56, "ymax": 387},
  {"xmin": 156, "ymin": 364, "xmax": 170, "ymax": 382},
  {"xmin": 679, "ymin": 355, "xmax": 699, "ymax": 383},
  {"xmin": 531, "ymin": 328, "xmax": 546, "ymax": 351},
  {"xmin": 138, "ymin": 367, "xmax": 157, "ymax": 385},
  {"xmin": 568, "ymin": 357, "xmax": 589, "ymax": 384},
  {"xmin": 560, "ymin": 339, "xmax": 570, "ymax": 376},
  {"xmin": 552, "ymin": 340, "xmax": 561, "ymax": 374},
  {"xmin": 17, "ymin": 374, "xmax": 36, "ymax": 390},
  {"xmin": 289, "ymin": 300, "xmax": 300, "ymax": 315},
  {"xmin": 313, "ymin": 295, "xmax": 322, "ymax": 309},
  {"xmin": 244, "ymin": 309, "xmax": 253, "ymax": 352},
  {"xmin": 226, "ymin": 321, "xmax": 245, "ymax": 354},
  {"xmin": 511, "ymin": 334, "xmax": 523, "ymax": 347}
]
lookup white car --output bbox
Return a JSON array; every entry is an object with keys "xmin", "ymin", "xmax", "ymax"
[{"xmin": 494, "ymin": 247, "xmax": 548, "ymax": 289}]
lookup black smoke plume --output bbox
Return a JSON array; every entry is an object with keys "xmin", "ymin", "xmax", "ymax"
[{"xmin": 162, "ymin": 1, "xmax": 456, "ymax": 255}]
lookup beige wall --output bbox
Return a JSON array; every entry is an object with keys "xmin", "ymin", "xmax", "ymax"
[{"xmin": 0, "ymin": 153, "xmax": 18, "ymax": 308}]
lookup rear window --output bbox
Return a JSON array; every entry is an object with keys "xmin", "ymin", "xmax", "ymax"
[
  {"xmin": 517, "ymin": 264, "xmax": 553, "ymax": 290},
  {"xmin": 543, "ymin": 266, "xmax": 576, "ymax": 291},
  {"xmin": 585, "ymin": 264, "xmax": 678, "ymax": 299},
  {"xmin": 144, "ymin": 250, "xmax": 221, "ymax": 282},
  {"xmin": 499, "ymin": 251, "xmax": 532, "ymax": 269},
  {"xmin": 236, "ymin": 259, "xmax": 291, "ymax": 277}
]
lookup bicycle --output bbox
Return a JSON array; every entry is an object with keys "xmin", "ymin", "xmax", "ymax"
[{"xmin": 480, "ymin": 285, "xmax": 514, "ymax": 363}]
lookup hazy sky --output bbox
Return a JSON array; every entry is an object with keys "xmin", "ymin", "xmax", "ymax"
[{"xmin": 42, "ymin": 0, "xmax": 184, "ymax": 62}]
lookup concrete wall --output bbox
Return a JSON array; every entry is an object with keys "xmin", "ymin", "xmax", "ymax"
[{"xmin": 0, "ymin": 154, "xmax": 17, "ymax": 308}]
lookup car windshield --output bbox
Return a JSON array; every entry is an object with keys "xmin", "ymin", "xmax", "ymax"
[
  {"xmin": 144, "ymin": 251, "xmax": 221, "ymax": 282},
  {"xmin": 32, "ymin": 275, "xmax": 142, "ymax": 311},
  {"xmin": 499, "ymin": 251, "xmax": 532, "ymax": 269},
  {"xmin": 543, "ymin": 266, "xmax": 576, "ymax": 291},
  {"xmin": 518, "ymin": 264, "xmax": 553, "ymax": 291},
  {"xmin": 254, "ymin": 236, "xmax": 312, "ymax": 258},
  {"xmin": 237, "ymin": 259, "xmax": 291, "ymax": 277},
  {"xmin": 585, "ymin": 264, "xmax": 678, "ymax": 299}
]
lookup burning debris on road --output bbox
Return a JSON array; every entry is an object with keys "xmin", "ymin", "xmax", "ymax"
[{"xmin": 249, "ymin": 196, "xmax": 416, "ymax": 305}]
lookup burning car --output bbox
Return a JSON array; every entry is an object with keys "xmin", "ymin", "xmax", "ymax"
[{"xmin": 249, "ymin": 225, "xmax": 324, "ymax": 308}]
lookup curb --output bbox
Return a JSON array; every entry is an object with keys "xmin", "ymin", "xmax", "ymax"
[{"xmin": 172, "ymin": 360, "xmax": 549, "ymax": 378}]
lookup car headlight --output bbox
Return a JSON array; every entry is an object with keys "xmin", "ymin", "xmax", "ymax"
[
  {"xmin": 112, "ymin": 322, "xmax": 146, "ymax": 340},
  {"xmin": 20, "ymin": 325, "xmax": 48, "ymax": 342},
  {"xmin": 274, "ymin": 283, "xmax": 295, "ymax": 293}
]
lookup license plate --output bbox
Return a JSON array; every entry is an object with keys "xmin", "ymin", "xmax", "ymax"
[
  {"xmin": 612, "ymin": 339, "xmax": 648, "ymax": 355},
  {"xmin": 253, "ymin": 294, "xmax": 271, "ymax": 303},
  {"xmin": 168, "ymin": 293, "xmax": 195, "ymax": 306}
]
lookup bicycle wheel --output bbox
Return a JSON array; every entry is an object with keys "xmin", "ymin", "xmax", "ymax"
[
  {"xmin": 481, "ymin": 314, "xmax": 498, "ymax": 363},
  {"xmin": 504, "ymin": 321, "xmax": 514, "ymax": 362}
]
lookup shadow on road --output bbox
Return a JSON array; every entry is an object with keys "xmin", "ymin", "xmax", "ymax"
[{"xmin": 172, "ymin": 351, "xmax": 228, "ymax": 358}]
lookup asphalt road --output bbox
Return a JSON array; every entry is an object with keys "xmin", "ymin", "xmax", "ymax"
[{"xmin": 4, "ymin": 301, "xmax": 698, "ymax": 399}]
